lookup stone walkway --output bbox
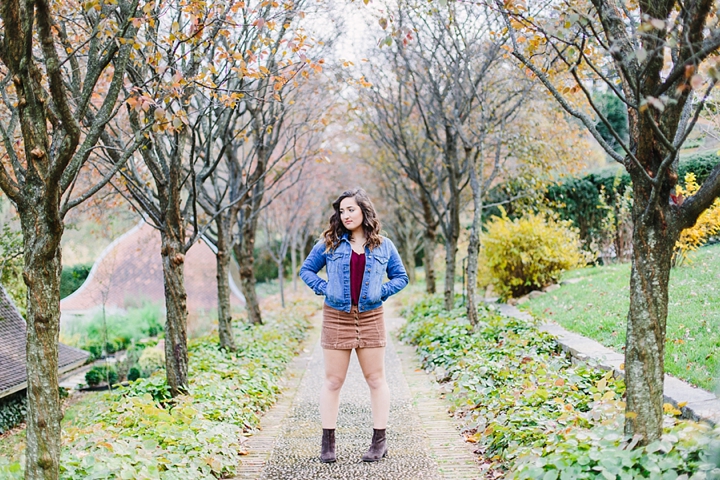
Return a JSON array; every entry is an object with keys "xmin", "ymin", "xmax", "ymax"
[{"xmin": 234, "ymin": 302, "xmax": 480, "ymax": 479}]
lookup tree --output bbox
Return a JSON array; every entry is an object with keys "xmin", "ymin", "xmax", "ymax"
[
  {"xmin": 259, "ymin": 171, "xmax": 321, "ymax": 307},
  {"xmin": 0, "ymin": 0, "xmax": 138, "ymax": 476},
  {"xmin": 228, "ymin": 15, "xmax": 329, "ymax": 325},
  {"xmin": 360, "ymin": 0, "xmax": 533, "ymax": 320},
  {"xmin": 189, "ymin": 0, "xmax": 322, "ymax": 345},
  {"xmin": 102, "ymin": 0, "xmax": 236, "ymax": 396},
  {"xmin": 385, "ymin": 0, "xmax": 522, "ymax": 311},
  {"xmin": 358, "ymin": 94, "xmax": 442, "ymax": 294},
  {"xmin": 498, "ymin": 0, "xmax": 720, "ymax": 443}
]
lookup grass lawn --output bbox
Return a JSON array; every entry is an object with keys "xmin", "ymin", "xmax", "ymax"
[{"xmin": 524, "ymin": 242, "xmax": 720, "ymax": 393}]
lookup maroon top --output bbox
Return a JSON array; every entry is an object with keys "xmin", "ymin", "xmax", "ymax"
[{"xmin": 350, "ymin": 251, "xmax": 366, "ymax": 306}]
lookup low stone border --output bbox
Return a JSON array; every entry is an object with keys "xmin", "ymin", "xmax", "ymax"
[
  {"xmin": 492, "ymin": 302, "xmax": 720, "ymax": 425},
  {"xmin": 232, "ymin": 312, "xmax": 323, "ymax": 479},
  {"xmin": 391, "ymin": 321, "xmax": 484, "ymax": 480}
]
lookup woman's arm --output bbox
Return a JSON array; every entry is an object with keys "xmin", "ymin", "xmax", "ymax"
[
  {"xmin": 299, "ymin": 240, "xmax": 328, "ymax": 296},
  {"xmin": 381, "ymin": 239, "xmax": 409, "ymax": 301}
]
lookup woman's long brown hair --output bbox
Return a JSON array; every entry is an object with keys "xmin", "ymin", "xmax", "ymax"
[{"xmin": 323, "ymin": 188, "xmax": 382, "ymax": 252}]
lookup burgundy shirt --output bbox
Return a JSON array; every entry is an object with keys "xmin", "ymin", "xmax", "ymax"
[{"xmin": 350, "ymin": 251, "xmax": 366, "ymax": 306}]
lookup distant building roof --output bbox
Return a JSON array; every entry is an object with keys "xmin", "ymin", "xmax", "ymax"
[
  {"xmin": 0, "ymin": 286, "xmax": 89, "ymax": 399},
  {"xmin": 60, "ymin": 221, "xmax": 243, "ymax": 316}
]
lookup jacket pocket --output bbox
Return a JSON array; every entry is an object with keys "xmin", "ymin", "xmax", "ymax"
[
  {"xmin": 367, "ymin": 254, "xmax": 388, "ymax": 302},
  {"xmin": 325, "ymin": 252, "xmax": 345, "ymax": 302}
]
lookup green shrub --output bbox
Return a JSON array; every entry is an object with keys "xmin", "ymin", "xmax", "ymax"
[
  {"xmin": 116, "ymin": 345, "xmax": 144, "ymax": 381},
  {"xmin": 398, "ymin": 295, "xmax": 625, "ymax": 462},
  {"xmin": 127, "ymin": 367, "xmax": 141, "ymax": 381},
  {"xmin": 84, "ymin": 367, "xmax": 103, "ymax": 387},
  {"xmin": 60, "ymin": 263, "xmax": 92, "ymax": 299},
  {"xmin": 514, "ymin": 420, "xmax": 720, "ymax": 479},
  {"xmin": 253, "ymin": 241, "xmax": 293, "ymax": 283},
  {"xmin": 482, "ymin": 211, "xmax": 586, "ymax": 298},
  {"xmin": 84, "ymin": 365, "xmax": 118, "ymax": 387},
  {"xmin": 0, "ymin": 392, "xmax": 27, "ymax": 434},
  {"xmin": 503, "ymin": 151, "xmax": 720, "ymax": 253},
  {"xmin": 60, "ymin": 303, "xmax": 163, "ymax": 360},
  {"xmin": 594, "ymin": 92, "xmax": 628, "ymax": 153},
  {"xmin": 138, "ymin": 347, "xmax": 165, "ymax": 376}
]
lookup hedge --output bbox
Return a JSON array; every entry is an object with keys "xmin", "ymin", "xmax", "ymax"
[
  {"xmin": 491, "ymin": 151, "xmax": 720, "ymax": 250},
  {"xmin": 0, "ymin": 391, "xmax": 27, "ymax": 434}
]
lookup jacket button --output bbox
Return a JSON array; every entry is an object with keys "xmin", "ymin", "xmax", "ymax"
[
  {"xmin": 366, "ymin": 269, "xmax": 370, "ymax": 272},
  {"xmin": 363, "ymin": 295, "xmax": 366, "ymax": 298},
  {"xmin": 365, "ymin": 282, "xmax": 368, "ymax": 285}
]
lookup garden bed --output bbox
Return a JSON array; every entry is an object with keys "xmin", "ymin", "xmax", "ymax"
[
  {"xmin": 399, "ymin": 295, "xmax": 720, "ymax": 478},
  {"xmin": 0, "ymin": 297, "xmax": 316, "ymax": 479}
]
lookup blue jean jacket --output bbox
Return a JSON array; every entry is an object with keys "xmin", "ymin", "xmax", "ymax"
[{"xmin": 299, "ymin": 235, "xmax": 409, "ymax": 313}]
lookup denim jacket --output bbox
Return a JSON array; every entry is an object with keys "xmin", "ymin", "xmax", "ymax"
[{"xmin": 299, "ymin": 235, "xmax": 409, "ymax": 313}]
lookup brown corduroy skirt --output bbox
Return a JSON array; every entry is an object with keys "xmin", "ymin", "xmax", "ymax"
[{"xmin": 321, "ymin": 304, "xmax": 386, "ymax": 350}]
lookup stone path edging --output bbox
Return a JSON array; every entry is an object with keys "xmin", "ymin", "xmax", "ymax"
[
  {"xmin": 232, "ymin": 312, "xmax": 323, "ymax": 479},
  {"xmin": 391, "ymin": 311, "xmax": 482, "ymax": 480},
  {"xmin": 492, "ymin": 302, "xmax": 720, "ymax": 425}
]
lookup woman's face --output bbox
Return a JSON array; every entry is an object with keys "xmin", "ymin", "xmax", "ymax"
[{"xmin": 339, "ymin": 197, "xmax": 364, "ymax": 234}]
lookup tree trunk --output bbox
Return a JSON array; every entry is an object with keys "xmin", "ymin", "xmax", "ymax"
[
  {"xmin": 466, "ymin": 163, "xmax": 483, "ymax": 326},
  {"xmin": 20, "ymin": 212, "xmax": 63, "ymax": 480},
  {"xmin": 443, "ymin": 230, "xmax": 458, "ymax": 310},
  {"xmin": 442, "ymin": 129, "xmax": 462, "ymax": 310},
  {"xmin": 421, "ymin": 191, "xmax": 437, "ymax": 295},
  {"xmin": 403, "ymin": 246, "xmax": 416, "ymax": 284},
  {"xmin": 278, "ymin": 260, "xmax": 285, "ymax": 308},
  {"xmin": 442, "ymin": 183, "xmax": 461, "ymax": 310},
  {"xmin": 623, "ymin": 196, "xmax": 676, "ymax": 443},
  {"xmin": 291, "ymin": 241, "xmax": 297, "ymax": 291},
  {"xmin": 215, "ymin": 217, "xmax": 235, "ymax": 351},
  {"xmin": 160, "ymin": 225, "xmax": 189, "ymax": 397},
  {"xmin": 234, "ymin": 222, "xmax": 262, "ymax": 325}
]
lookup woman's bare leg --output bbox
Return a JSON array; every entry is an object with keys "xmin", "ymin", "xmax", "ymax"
[
  {"xmin": 356, "ymin": 347, "xmax": 390, "ymax": 429},
  {"xmin": 320, "ymin": 348, "xmax": 352, "ymax": 429}
]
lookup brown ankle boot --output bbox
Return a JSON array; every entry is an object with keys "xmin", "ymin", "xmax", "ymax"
[
  {"xmin": 361, "ymin": 428, "xmax": 387, "ymax": 462},
  {"xmin": 320, "ymin": 428, "xmax": 336, "ymax": 463}
]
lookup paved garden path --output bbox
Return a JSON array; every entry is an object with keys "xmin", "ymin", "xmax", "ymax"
[{"xmin": 234, "ymin": 301, "xmax": 481, "ymax": 480}]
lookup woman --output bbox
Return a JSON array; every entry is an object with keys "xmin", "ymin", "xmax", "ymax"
[{"xmin": 299, "ymin": 188, "xmax": 409, "ymax": 463}]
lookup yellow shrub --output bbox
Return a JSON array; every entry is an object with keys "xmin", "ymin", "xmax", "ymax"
[
  {"xmin": 674, "ymin": 172, "xmax": 720, "ymax": 266},
  {"xmin": 138, "ymin": 347, "xmax": 165, "ymax": 376},
  {"xmin": 481, "ymin": 210, "xmax": 586, "ymax": 299}
]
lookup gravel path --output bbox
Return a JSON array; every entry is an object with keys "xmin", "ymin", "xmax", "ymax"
[{"xmin": 234, "ymin": 301, "xmax": 480, "ymax": 480}]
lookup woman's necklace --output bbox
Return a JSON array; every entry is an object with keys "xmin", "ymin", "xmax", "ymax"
[{"xmin": 350, "ymin": 235, "xmax": 366, "ymax": 254}]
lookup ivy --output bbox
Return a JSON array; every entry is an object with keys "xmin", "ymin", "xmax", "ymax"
[
  {"xmin": 0, "ymin": 392, "xmax": 27, "ymax": 435},
  {"xmin": 398, "ymin": 295, "xmax": 720, "ymax": 477}
]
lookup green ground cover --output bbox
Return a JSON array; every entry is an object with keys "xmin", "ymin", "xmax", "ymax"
[
  {"xmin": 399, "ymin": 295, "xmax": 720, "ymax": 478},
  {"xmin": 523, "ymin": 243, "xmax": 720, "ymax": 392},
  {"xmin": 0, "ymin": 297, "xmax": 315, "ymax": 479}
]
